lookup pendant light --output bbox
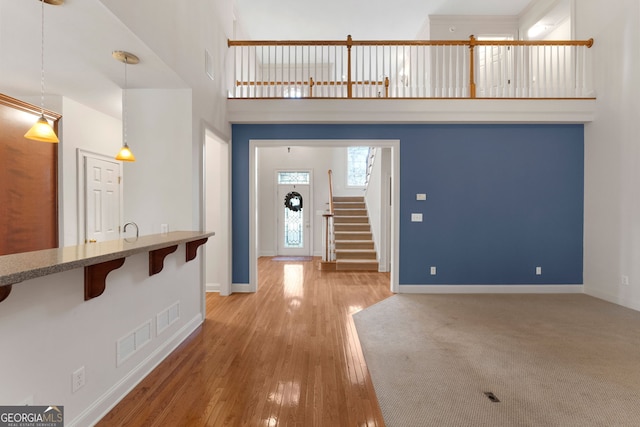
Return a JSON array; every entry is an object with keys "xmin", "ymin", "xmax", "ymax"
[
  {"xmin": 24, "ymin": 0, "xmax": 62, "ymax": 143},
  {"xmin": 113, "ymin": 50, "xmax": 139, "ymax": 162}
]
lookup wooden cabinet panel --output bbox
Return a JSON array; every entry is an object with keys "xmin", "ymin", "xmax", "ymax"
[{"xmin": 0, "ymin": 94, "xmax": 60, "ymax": 255}]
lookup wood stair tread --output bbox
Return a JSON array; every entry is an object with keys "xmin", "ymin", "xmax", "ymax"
[
  {"xmin": 334, "ymin": 216, "xmax": 369, "ymax": 219},
  {"xmin": 333, "ymin": 197, "xmax": 365, "ymax": 202},
  {"xmin": 331, "ymin": 197, "xmax": 377, "ymax": 271}
]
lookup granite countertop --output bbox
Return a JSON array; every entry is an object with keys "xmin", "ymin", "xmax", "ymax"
[{"xmin": 0, "ymin": 231, "xmax": 214, "ymax": 286}]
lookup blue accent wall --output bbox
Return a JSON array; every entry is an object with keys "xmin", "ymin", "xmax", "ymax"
[{"xmin": 232, "ymin": 124, "xmax": 584, "ymax": 285}]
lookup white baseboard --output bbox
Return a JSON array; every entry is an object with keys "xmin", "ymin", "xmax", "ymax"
[
  {"xmin": 259, "ymin": 250, "xmax": 276, "ymax": 257},
  {"xmin": 398, "ymin": 284, "xmax": 584, "ymax": 294},
  {"xmin": 231, "ymin": 283, "xmax": 254, "ymax": 293},
  {"xmin": 69, "ymin": 314, "xmax": 203, "ymax": 427},
  {"xmin": 206, "ymin": 282, "xmax": 220, "ymax": 292},
  {"xmin": 584, "ymin": 286, "xmax": 640, "ymax": 312}
]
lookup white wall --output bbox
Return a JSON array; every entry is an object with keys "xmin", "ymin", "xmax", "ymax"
[
  {"xmin": 519, "ymin": 0, "xmax": 567, "ymax": 39},
  {"xmin": 365, "ymin": 150, "xmax": 382, "ymax": 263},
  {"xmin": 59, "ymin": 97, "xmax": 122, "ymax": 246},
  {"xmin": 205, "ymin": 132, "xmax": 229, "ymax": 293},
  {"xmin": 429, "ymin": 15, "xmax": 519, "ymax": 39},
  {"xmin": 0, "ymin": 246, "xmax": 202, "ymax": 425},
  {"xmin": 578, "ymin": 0, "xmax": 640, "ymax": 310},
  {"xmin": 122, "ymin": 89, "xmax": 193, "ymax": 235},
  {"xmin": 363, "ymin": 147, "xmax": 393, "ymax": 272},
  {"xmin": 545, "ymin": 17, "xmax": 571, "ymax": 40},
  {"xmin": 257, "ymin": 146, "xmax": 333, "ymax": 256}
]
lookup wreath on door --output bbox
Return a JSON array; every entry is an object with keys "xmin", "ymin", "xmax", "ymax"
[{"xmin": 284, "ymin": 191, "xmax": 303, "ymax": 212}]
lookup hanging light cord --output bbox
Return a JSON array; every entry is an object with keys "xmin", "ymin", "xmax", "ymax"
[
  {"xmin": 39, "ymin": 0, "xmax": 46, "ymax": 115},
  {"xmin": 123, "ymin": 57, "xmax": 128, "ymax": 145}
]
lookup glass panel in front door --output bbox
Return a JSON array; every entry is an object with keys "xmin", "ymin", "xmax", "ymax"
[{"xmin": 284, "ymin": 205, "xmax": 304, "ymax": 248}]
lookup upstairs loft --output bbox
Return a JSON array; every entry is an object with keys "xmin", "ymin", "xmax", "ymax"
[{"xmin": 227, "ymin": 35, "xmax": 596, "ymax": 124}]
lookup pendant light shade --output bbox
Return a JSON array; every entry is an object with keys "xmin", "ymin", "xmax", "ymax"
[
  {"xmin": 25, "ymin": 0, "xmax": 61, "ymax": 143},
  {"xmin": 116, "ymin": 144, "xmax": 136, "ymax": 161},
  {"xmin": 112, "ymin": 50, "xmax": 139, "ymax": 162},
  {"xmin": 25, "ymin": 115, "xmax": 59, "ymax": 142}
]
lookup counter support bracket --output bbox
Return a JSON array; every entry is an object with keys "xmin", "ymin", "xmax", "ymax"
[
  {"xmin": 85, "ymin": 258, "xmax": 126, "ymax": 300},
  {"xmin": 149, "ymin": 245, "xmax": 178, "ymax": 276},
  {"xmin": 0, "ymin": 285, "xmax": 11, "ymax": 303},
  {"xmin": 186, "ymin": 238, "xmax": 208, "ymax": 262}
]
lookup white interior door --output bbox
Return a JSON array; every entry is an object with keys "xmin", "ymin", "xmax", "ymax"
[
  {"xmin": 277, "ymin": 183, "xmax": 311, "ymax": 256},
  {"xmin": 85, "ymin": 157, "xmax": 121, "ymax": 243},
  {"xmin": 477, "ymin": 37, "xmax": 513, "ymax": 97}
]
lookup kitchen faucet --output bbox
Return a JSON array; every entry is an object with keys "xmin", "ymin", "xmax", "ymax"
[{"xmin": 123, "ymin": 222, "xmax": 139, "ymax": 238}]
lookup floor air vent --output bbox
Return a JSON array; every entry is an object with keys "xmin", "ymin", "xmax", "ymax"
[{"xmin": 484, "ymin": 392, "xmax": 500, "ymax": 403}]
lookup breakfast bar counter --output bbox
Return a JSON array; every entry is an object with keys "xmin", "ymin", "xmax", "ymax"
[{"xmin": 0, "ymin": 230, "xmax": 214, "ymax": 302}]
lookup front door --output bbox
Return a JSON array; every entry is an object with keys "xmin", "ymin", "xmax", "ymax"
[
  {"xmin": 277, "ymin": 171, "xmax": 311, "ymax": 256},
  {"xmin": 85, "ymin": 156, "xmax": 121, "ymax": 243}
]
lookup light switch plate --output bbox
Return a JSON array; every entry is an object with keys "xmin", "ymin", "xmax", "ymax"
[
  {"xmin": 411, "ymin": 213, "xmax": 423, "ymax": 222},
  {"xmin": 416, "ymin": 193, "xmax": 427, "ymax": 201}
]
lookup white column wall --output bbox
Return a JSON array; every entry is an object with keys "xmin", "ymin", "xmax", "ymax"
[
  {"xmin": 205, "ymin": 132, "xmax": 229, "ymax": 293},
  {"xmin": 122, "ymin": 89, "xmax": 193, "ymax": 235},
  {"xmin": 578, "ymin": 0, "xmax": 640, "ymax": 310}
]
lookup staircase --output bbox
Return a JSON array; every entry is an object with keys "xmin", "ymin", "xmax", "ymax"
[{"xmin": 332, "ymin": 196, "xmax": 378, "ymax": 271}]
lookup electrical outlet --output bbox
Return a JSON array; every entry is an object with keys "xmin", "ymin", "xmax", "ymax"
[
  {"xmin": 536, "ymin": 266, "xmax": 542, "ymax": 275},
  {"xmin": 622, "ymin": 275, "xmax": 630, "ymax": 286},
  {"xmin": 430, "ymin": 266, "xmax": 437, "ymax": 275},
  {"xmin": 72, "ymin": 366, "xmax": 85, "ymax": 393}
]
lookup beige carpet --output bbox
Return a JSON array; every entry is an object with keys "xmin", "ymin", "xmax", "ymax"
[{"xmin": 353, "ymin": 294, "xmax": 640, "ymax": 427}]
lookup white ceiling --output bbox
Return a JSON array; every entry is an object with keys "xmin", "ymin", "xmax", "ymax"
[
  {"xmin": 0, "ymin": 0, "xmax": 186, "ymax": 118},
  {"xmin": 233, "ymin": 0, "xmax": 535, "ymax": 40},
  {"xmin": 0, "ymin": 0, "xmax": 535, "ymax": 119}
]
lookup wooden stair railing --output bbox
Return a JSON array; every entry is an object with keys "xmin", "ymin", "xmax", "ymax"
[{"xmin": 322, "ymin": 170, "xmax": 335, "ymax": 263}]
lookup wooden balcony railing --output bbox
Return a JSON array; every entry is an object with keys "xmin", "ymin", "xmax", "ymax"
[{"xmin": 228, "ymin": 35, "xmax": 594, "ymax": 99}]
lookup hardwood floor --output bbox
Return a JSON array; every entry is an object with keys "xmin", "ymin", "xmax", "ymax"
[{"xmin": 97, "ymin": 256, "xmax": 392, "ymax": 426}]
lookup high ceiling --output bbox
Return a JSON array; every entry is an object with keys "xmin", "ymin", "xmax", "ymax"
[
  {"xmin": 0, "ymin": 0, "xmax": 535, "ymax": 119},
  {"xmin": 0, "ymin": 0, "xmax": 186, "ymax": 118},
  {"xmin": 233, "ymin": 0, "xmax": 534, "ymax": 40}
]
